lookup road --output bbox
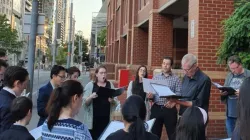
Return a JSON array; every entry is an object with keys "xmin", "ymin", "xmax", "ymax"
[{"xmin": 27, "ymin": 69, "xmax": 91, "ymax": 130}]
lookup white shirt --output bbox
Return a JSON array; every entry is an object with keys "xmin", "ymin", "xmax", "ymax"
[
  {"xmin": 50, "ymin": 81, "xmax": 55, "ymax": 89},
  {"xmin": 3, "ymin": 87, "xmax": 16, "ymax": 97}
]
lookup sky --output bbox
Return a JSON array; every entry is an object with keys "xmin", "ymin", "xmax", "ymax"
[{"xmin": 73, "ymin": 0, "xmax": 102, "ymax": 40}]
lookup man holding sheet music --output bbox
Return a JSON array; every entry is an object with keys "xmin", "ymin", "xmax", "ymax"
[
  {"xmin": 221, "ymin": 55, "xmax": 250, "ymax": 137},
  {"xmin": 167, "ymin": 54, "xmax": 211, "ymax": 121},
  {"xmin": 148, "ymin": 56, "xmax": 181, "ymax": 140}
]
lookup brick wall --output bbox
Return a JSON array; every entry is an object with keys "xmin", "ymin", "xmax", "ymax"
[
  {"xmin": 126, "ymin": 31, "xmax": 131, "ymax": 64},
  {"xmin": 148, "ymin": 13, "xmax": 173, "ymax": 67},
  {"xmin": 114, "ymin": 41, "xmax": 119, "ymax": 63},
  {"xmin": 106, "ymin": 0, "xmax": 235, "ymax": 139},
  {"xmin": 119, "ymin": 37, "xmax": 127, "ymax": 64},
  {"xmin": 188, "ymin": 0, "xmax": 234, "ymax": 138},
  {"xmin": 131, "ymin": 27, "xmax": 148, "ymax": 65}
]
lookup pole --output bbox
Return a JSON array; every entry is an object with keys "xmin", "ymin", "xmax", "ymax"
[
  {"xmin": 66, "ymin": 1, "xmax": 73, "ymax": 68},
  {"xmin": 38, "ymin": 37, "xmax": 41, "ymax": 90},
  {"xmin": 95, "ymin": 17, "xmax": 97, "ymax": 60},
  {"xmin": 27, "ymin": 0, "xmax": 38, "ymax": 99},
  {"xmin": 80, "ymin": 40, "xmax": 82, "ymax": 64},
  {"xmin": 78, "ymin": 38, "xmax": 80, "ymax": 64},
  {"xmin": 52, "ymin": 0, "xmax": 58, "ymax": 66}
]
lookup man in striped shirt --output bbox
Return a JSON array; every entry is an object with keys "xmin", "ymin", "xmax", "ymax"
[{"xmin": 148, "ymin": 56, "xmax": 181, "ymax": 140}]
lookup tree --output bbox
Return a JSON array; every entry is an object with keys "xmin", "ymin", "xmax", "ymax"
[
  {"xmin": 73, "ymin": 33, "xmax": 88, "ymax": 63},
  {"xmin": 0, "ymin": 14, "xmax": 24, "ymax": 54},
  {"xmin": 217, "ymin": 2, "xmax": 250, "ymax": 69},
  {"xmin": 56, "ymin": 47, "xmax": 67, "ymax": 65},
  {"xmin": 45, "ymin": 47, "xmax": 53, "ymax": 63},
  {"xmin": 235, "ymin": 0, "xmax": 250, "ymax": 8},
  {"xmin": 97, "ymin": 28, "xmax": 107, "ymax": 47}
]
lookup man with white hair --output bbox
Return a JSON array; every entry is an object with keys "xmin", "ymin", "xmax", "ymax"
[{"xmin": 168, "ymin": 54, "xmax": 211, "ymax": 119}]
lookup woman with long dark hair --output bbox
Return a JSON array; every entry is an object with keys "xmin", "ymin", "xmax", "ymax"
[
  {"xmin": 127, "ymin": 65, "xmax": 148, "ymax": 100},
  {"xmin": 127, "ymin": 65, "xmax": 151, "ymax": 119},
  {"xmin": 175, "ymin": 106, "xmax": 207, "ymax": 140},
  {"xmin": 106, "ymin": 95, "xmax": 159, "ymax": 140},
  {"xmin": 232, "ymin": 77, "xmax": 250, "ymax": 140},
  {"xmin": 83, "ymin": 65, "xmax": 119, "ymax": 140},
  {"xmin": 66, "ymin": 66, "xmax": 81, "ymax": 80},
  {"xmin": 41, "ymin": 80, "xmax": 92, "ymax": 140}
]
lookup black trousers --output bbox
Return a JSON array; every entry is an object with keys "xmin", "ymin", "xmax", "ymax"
[
  {"xmin": 150, "ymin": 104, "xmax": 177, "ymax": 140},
  {"xmin": 89, "ymin": 116, "xmax": 110, "ymax": 140}
]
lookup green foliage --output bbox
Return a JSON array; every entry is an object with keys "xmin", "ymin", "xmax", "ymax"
[
  {"xmin": 45, "ymin": 47, "xmax": 53, "ymax": 63},
  {"xmin": 235, "ymin": 0, "xmax": 250, "ymax": 8},
  {"xmin": 74, "ymin": 33, "xmax": 88, "ymax": 63},
  {"xmin": 217, "ymin": 2, "xmax": 250, "ymax": 69},
  {"xmin": 97, "ymin": 28, "xmax": 107, "ymax": 47},
  {"xmin": 56, "ymin": 47, "xmax": 67, "ymax": 65},
  {"xmin": 0, "ymin": 14, "xmax": 24, "ymax": 54}
]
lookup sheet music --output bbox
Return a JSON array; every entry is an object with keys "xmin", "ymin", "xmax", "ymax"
[
  {"xmin": 212, "ymin": 82, "xmax": 223, "ymax": 88},
  {"xmin": 29, "ymin": 126, "xmax": 42, "ymax": 140},
  {"xmin": 150, "ymin": 83, "xmax": 175, "ymax": 97},
  {"xmin": 145, "ymin": 118, "xmax": 155, "ymax": 132},
  {"xmin": 99, "ymin": 119, "xmax": 156, "ymax": 140},
  {"xmin": 142, "ymin": 78, "xmax": 156, "ymax": 94}
]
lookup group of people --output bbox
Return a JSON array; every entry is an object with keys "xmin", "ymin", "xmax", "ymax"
[{"xmin": 0, "ymin": 49, "xmax": 248, "ymax": 140}]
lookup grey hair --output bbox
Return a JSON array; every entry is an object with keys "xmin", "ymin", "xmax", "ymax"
[{"xmin": 181, "ymin": 54, "xmax": 197, "ymax": 67}]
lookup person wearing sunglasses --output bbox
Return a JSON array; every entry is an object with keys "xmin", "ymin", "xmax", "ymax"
[
  {"xmin": 37, "ymin": 65, "xmax": 66, "ymax": 127},
  {"xmin": 221, "ymin": 55, "xmax": 250, "ymax": 138},
  {"xmin": 167, "ymin": 54, "xmax": 211, "ymax": 125}
]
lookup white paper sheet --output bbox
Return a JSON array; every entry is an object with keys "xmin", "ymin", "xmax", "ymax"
[
  {"xmin": 99, "ymin": 119, "xmax": 156, "ymax": 140},
  {"xmin": 212, "ymin": 82, "xmax": 223, "ymax": 88},
  {"xmin": 142, "ymin": 78, "xmax": 156, "ymax": 94},
  {"xmin": 150, "ymin": 83, "xmax": 175, "ymax": 97},
  {"xmin": 29, "ymin": 126, "xmax": 42, "ymax": 140},
  {"xmin": 99, "ymin": 121, "xmax": 124, "ymax": 140}
]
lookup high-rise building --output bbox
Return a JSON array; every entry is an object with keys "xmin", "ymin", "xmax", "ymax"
[
  {"xmin": 43, "ymin": 0, "xmax": 54, "ymax": 23},
  {"xmin": 0, "ymin": 0, "xmax": 13, "ymax": 21},
  {"xmin": 25, "ymin": 0, "xmax": 32, "ymax": 12},
  {"xmin": 64, "ymin": 0, "xmax": 71, "ymax": 44},
  {"xmin": 38, "ymin": 0, "xmax": 44, "ymax": 13},
  {"xmin": 90, "ymin": 0, "xmax": 107, "ymax": 63}
]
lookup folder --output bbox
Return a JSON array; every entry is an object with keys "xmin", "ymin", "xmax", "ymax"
[
  {"xmin": 150, "ymin": 83, "xmax": 183, "ymax": 98},
  {"xmin": 96, "ymin": 86, "xmax": 126, "ymax": 98},
  {"xmin": 212, "ymin": 82, "xmax": 236, "ymax": 95},
  {"xmin": 98, "ymin": 118, "xmax": 156, "ymax": 140},
  {"xmin": 142, "ymin": 78, "xmax": 184, "ymax": 99}
]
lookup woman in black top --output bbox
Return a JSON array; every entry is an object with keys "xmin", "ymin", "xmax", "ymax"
[
  {"xmin": 83, "ymin": 65, "xmax": 119, "ymax": 140},
  {"xmin": 127, "ymin": 65, "xmax": 148, "ymax": 100},
  {"xmin": 175, "ymin": 106, "xmax": 208, "ymax": 140},
  {"xmin": 106, "ymin": 95, "xmax": 159, "ymax": 140},
  {"xmin": 232, "ymin": 77, "xmax": 250, "ymax": 140}
]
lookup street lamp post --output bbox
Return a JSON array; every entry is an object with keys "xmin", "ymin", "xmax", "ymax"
[
  {"xmin": 52, "ymin": 0, "xmax": 58, "ymax": 66},
  {"xmin": 66, "ymin": 0, "xmax": 73, "ymax": 68}
]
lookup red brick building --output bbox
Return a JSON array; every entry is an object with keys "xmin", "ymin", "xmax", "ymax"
[{"xmin": 104, "ymin": 0, "xmax": 235, "ymax": 139}]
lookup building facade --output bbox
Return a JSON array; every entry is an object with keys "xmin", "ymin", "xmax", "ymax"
[
  {"xmin": 90, "ymin": 0, "xmax": 107, "ymax": 63},
  {"xmin": 0, "ymin": 0, "xmax": 12, "ymax": 21},
  {"xmin": 106, "ymin": 0, "xmax": 235, "ymax": 139}
]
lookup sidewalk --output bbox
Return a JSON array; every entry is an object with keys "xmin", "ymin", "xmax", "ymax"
[{"xmin": 27, "ymin": 72, "xmax": 90, "ymax": 130}]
